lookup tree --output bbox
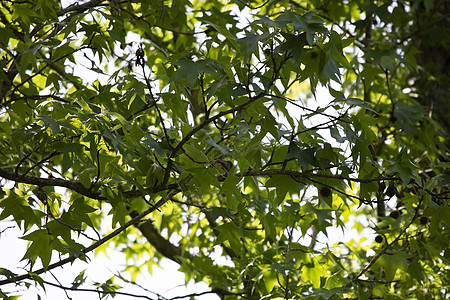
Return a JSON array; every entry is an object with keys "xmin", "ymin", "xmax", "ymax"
[{"xmin": 0, "ymin": 0, "xmax": 449, "ymax": 299}]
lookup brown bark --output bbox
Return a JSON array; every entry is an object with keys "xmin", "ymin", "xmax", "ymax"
[{"xmin": 410, "ymin": 0, "xmax": 450, "ymax": 135}]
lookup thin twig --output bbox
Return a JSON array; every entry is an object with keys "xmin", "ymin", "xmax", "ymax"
[
  {"xmin": 138, "ymin": 47, "xmax": 173, "ymax": 150},
  {"xmin": 0, "ymin": 197, "xmax": 169, "ymax": 286},
  {"xmin": 354, "ymin": 196, "xmax": 423, "ymax": 281},
  {"xmin": 41, "ymin": 279, "xmax": 154, "ymax": 299}
]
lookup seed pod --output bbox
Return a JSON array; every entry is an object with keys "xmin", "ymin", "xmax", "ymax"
[
  {"xmin": 375, "ymin": 235, "xmax": 383, "ymax": 243},
  {"xmin": 211, "ymin": 159, "xmax": 232, "ymax": 173},
  {"xmin": 320, "ymin": 187, "xmax": 332, "ymax": 198},
  {"xmin": 389, "ymin": 210, "xmax": 400, "ymax": 219},
  {"xmin": 420, "ymin": 216, "xmax": 429, "ymax": 225},
  {"xmin": 211, "ymin": 159, "xmax": 233, "ymax": 182},
  {"xmin": 386, "ymin": 182, "xmax": 397, "ymax": 198}
]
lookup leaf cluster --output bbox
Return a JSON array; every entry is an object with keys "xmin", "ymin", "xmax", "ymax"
[{"xmin": 0, "ymin": 0, "xmax": 448, "ymax": 299}]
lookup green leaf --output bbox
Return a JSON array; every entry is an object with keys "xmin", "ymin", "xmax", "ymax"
[
  {"xmin": 266, "ymin": 175, "xmax": 299, "ymax": 204},
  {"xmin": 327, "ymin": 248, "xmax": 346, "ymax": 270},
  {"xmin": 330, "ymin": 126, "xmax": 346, "ymax": 143},
  {"xmin": 214, "ymin": 222, "xmax": 242, "ymax": 251},
  {"xmin": 387, "ymin": 150, "xmax": 422, "ymax": 186},
  {"xmin": 72, "ymin": 270, "xmax": 87, "ymax": 289},
  {"xmin": 275, "ymin": 11, "xmax": 327, "ymax": 45},
  {"xmin": 262, "ymin": 213, "xmax": 277, "ymax": 240},
  {"xmin": 205, "ymin": 137, "xmax": 234, "ymax": 157},
  {"xmin": 142, "ymin": 136, "xmax": 165, "ymax": 156},
  {"xmin": 343, "ymin": 98, "xmax": 378, "ymax": 114},
  {"xmin": 29, "ymin": 272, "xmax": 46, "ymax": 292},
  {"xmin": 436, "ymin": 174, "xmax": 450, "ymax": 188},
  {"xmin": 322, "ymin": 58, "xmax": 341, "ymax": 83},
  {"xmin": 160, "ymin": 92, "xmax": 189, "ymax": 122},
  {"xmin": 307, "ymin": 205, "xmax": 333, "ymax": 226},
  {"xmin": 238, "ymin": 33, "xmax": 268, "ymax": 59},
  {"xmin": 203, "ymin": 206, "xmax": 235, "ymax": 221},
  {"xmin": 184, "ymin": 144, "xmax": 208, "ymax": 162},
  {"xmin": 425, "ymin": 205, "xmax": 450, "ymax": 233},
  {"xmin": 407, "ymin": 259, "xmax": 424, "ymax": 283},
  {"xmin": 67, "ymin": 197, "xmax": 97, "ymax": 228},
  {"xmin": 381, "ymin": 252, "xmax": 408, "ymax": 282},
  {"xmin": 304, "ymin": 264, "xmax": 328, "ymax": 288},
  {"xmin": 0, "ymin": 190, "xmax": 42, "ymax": 231},
  {"xmin": 0, "ymin": 268, "xmax": 17, "ymax": 279},
  {"xmin": 21, "ymin": 230, "xmax": 56, "ymax": 270},
  {"xmin": 24, "ymin": 42, "xmax": 43, "ymax": 55},
  {"xmin": 171, "ymin": 59, "xmax": 223, "ymax": 86},
  {"xmin": 280, "ymin": 32, "xmax": 308, "ymax": 60},
  {"xmin": 285, "ymin": 143, "xmax": 319, "ymax": 170},
  {"xmin": 53, "ymin": 141, "xmax": 85, "ymax": 153},
  {"xmin": 146, "ymin": 163, "xmax": 165, "ymax": 187}
]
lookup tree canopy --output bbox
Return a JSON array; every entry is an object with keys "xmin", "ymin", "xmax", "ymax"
[{"xmin": 0, "ymin": 0, "xmax": 449, "ymax": 299}]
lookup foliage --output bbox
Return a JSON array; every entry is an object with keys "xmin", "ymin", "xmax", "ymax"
[{"xmin": 0, "ymin": 0, "xmax": 449, "ymax": 299}]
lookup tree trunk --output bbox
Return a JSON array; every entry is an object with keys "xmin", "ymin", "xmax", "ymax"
[{"xmin": 411, "ymin": 0, "xmax": 450, "ymax": 135}]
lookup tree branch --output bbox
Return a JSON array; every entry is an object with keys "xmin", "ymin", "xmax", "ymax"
[
  {"xmin": 0, "ymin": 167, "xmax": 104, "ymax": 200},
  {"xmin": 0, "ymin": 166, "xmax": 180, "ymax": 200},
  {"xmin": 353, "ymin": 196, "xmax": 423, "ymax": 281},
  {"xmin": 0, "ymin": 197, "xmax": 169, "ymax": 287},
  {"xmin": 59, "ymin": 0, "xmax": 105, "ymax": 15},
  {"xmin": 41, "ymin": 279, "xmax": 155, "ymax": 300},
  {"xmin": 161, "ymin": 91, "xmax": 267, "ymax": 186},
  {"xmin": 129, "ymin": 211, "xmax": 193, "ymax": 264},
  {"xmin": 239, "ymin": 169, "xmax": 397, "ymax": 184}
]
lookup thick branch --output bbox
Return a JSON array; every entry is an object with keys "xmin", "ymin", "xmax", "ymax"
[
  {"xmin": 59, "ymin": 0, "xmax": 105, "ymax": 15},
  {"xmin": 0, "ymin": 167, "xmax": 179, "ymax": 200},
  {"xmin": 129, "ymin": 211, "xmax": 193, "ymax": 264},
  {"xmin": 239, "ymin": 169, "xmax": 397, "ymax": 183},
  {"xmin": 0, "ymin": 167, "xmax": 104, "ymax": 200}
]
